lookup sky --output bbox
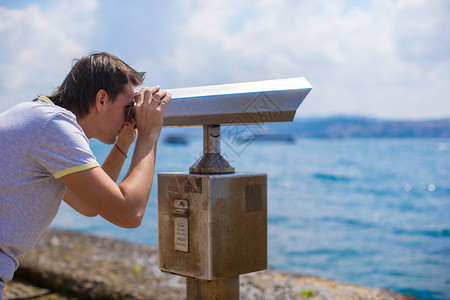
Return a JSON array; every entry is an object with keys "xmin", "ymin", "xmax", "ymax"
[{"xmin": 0, "ymin": 0, "xmax": 449, "ymax": 120}]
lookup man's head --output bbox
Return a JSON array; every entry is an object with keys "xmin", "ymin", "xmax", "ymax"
[{"xmin": 49, "ymin": 52, "xmax": 145, "ymax": 118}]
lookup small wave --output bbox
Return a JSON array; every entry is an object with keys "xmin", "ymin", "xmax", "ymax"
[
  {"xmin": 397, "ymin": 287, "xmax": 444, "ymax": 300},
  {"xmin": 268, "ymin": 215, "xmax": 289, "ymax": 225},
  {"xmin": 321, "ymin": 216, "xmax": 375, "ymax": 229},
  {"xmin": 392, "ymin": 228, "xmax": 450, "ymax": 238},
  {"xmin": 429, "ymin": 229, "xmax": 450, "ymax": 237},
  {"xmin": 429, "ymin": 248, "xmax": 450, "ymax": 257},
  {"xmin": 287, "ymin": 248, "xmax": 359, "ymax": 258},
  {"xmin": 314, "ymin": 173, "xmax": 352, "ymax": 182}
]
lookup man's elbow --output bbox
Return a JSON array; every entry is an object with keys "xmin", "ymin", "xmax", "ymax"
[
  {"xmin": 125, "ymin": 217, "xmax": 143, "ymax": 229},
  {"xmin": 121, "ymin": 211, "xmax": 144, "ymax": 228},
  {"xmin": 85, "ymin": 212, "xmax": 99, "ymax": 217}
]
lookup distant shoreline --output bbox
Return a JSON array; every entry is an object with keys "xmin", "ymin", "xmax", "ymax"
[
  {"xmin": 160, "ymin": 116, "xmax": 450, "ymax": 140},
  {"xmin": 264, "ymin": 116, "xmax": 450, "ymax": 139}
]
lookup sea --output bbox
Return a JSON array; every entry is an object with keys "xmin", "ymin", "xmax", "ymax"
[{"xmin": 51, "ymin": 128, "xmax": 450, "ymax": 300}]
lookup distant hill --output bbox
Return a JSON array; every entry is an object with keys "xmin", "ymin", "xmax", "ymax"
[
  {"xmin": 265, "ymin": 116, "xmax": 450, "ymax": 139},
  {"xmin": 161, "ymin": 116, "xmax": 450, "ymax": 140}
]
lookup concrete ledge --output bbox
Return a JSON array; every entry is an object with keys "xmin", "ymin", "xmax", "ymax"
[{"xmin": 7, "ymin": 229, "xmax": 416, "ymax": 300}]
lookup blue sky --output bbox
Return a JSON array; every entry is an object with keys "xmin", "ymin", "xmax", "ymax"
[{"xmin": 0, "ymin": 0, "xmax": 449, "ymax": 120}]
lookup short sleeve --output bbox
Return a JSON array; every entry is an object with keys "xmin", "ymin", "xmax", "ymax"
[{"xmin": 31, "ymin": 111, "xmax": 100, "ymax": 179}]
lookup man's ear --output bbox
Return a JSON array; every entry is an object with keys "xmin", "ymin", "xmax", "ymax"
[{"xmin": 95, "ymin": 89, "xmax": 108, "ymax": 112}]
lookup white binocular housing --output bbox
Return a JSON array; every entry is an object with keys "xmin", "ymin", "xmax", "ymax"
[{"xmin": 164, "ymin": 77, "xmax": 312, "ymax": 126}]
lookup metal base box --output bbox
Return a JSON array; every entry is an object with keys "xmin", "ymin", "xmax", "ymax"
[{"xmin": 158, "ymin": 173, "xmax": 267, "ymax": 280}]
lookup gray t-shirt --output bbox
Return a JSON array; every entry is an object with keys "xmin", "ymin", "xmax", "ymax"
[{"xmin": 0, "ymin": 96, "xmax": 99, "ymax": 289}]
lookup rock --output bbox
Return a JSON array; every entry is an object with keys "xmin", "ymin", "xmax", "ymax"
[{"xmin": 7, "ymin": 229, "xmax": 415, "ymax": 300}]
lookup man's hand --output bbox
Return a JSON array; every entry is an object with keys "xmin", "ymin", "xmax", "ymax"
[
  {"xmin": 115, "ymin": 122, "xmax": 137, "ymax": 155},
  {"xmin": 134, "ymin": 86, "xmax": 172, "ymax": 140}
]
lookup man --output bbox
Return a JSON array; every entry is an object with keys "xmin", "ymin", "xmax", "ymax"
[{"xmin": 0, "ymin": 52, "xmax": 171, "ymax": 296}]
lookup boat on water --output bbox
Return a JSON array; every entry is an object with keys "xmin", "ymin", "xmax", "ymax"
[
  {"xmin": 163, "ymin": 134, "xmax": 190, "ymax": 145},
  {"xmin": 237, "ymin": 132, "xmax": 296, "ymax": 143}
]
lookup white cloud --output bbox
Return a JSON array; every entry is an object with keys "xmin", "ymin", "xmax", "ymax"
[
  {"xmin": 161, "ymin": 0, "xmax": 450, "ymax": 119},
  {"xmin": 0, "ymin": 0, "xmax": 98, "ymax": 110},
  {"xmin": 394, "ymin": 0, "xmax": 450, "ymax": 64}
]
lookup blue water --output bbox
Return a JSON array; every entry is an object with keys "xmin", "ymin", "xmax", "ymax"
[{"xmin": 52, "ymin": 131, "xmax": 450, "ymax": 300}]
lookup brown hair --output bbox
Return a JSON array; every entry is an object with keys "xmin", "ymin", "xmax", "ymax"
[{"xmin": 48, "ymin": 52, "xmax": 145, "ymax": 118}]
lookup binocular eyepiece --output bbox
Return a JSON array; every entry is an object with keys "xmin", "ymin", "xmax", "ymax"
[{"xmin": 126, "ymin": 102, "xmax": 137, "ymax": 122}]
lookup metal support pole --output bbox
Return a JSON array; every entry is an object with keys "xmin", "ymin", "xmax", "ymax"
[
  {"xmin": 189, "ymin": 125, "xmax": 235, "ymax": 174},
  {"xmin": 187, "ymin": 276, "xmax": 239, "ymax": 300},
  {"xmin": 203, "ymin": 124, "xmax": 221, "ymax": 154}
]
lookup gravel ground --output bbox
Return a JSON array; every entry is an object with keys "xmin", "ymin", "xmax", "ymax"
[{"xmin": 4, "ymin": 229, "xmax": 416, "ymax": 300}]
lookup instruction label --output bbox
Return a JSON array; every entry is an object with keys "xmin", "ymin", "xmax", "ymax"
[{"xmin": 174, "ymin": 199, "xmax": 189, "ymax": 252}]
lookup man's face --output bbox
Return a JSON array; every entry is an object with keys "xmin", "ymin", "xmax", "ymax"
[{"xmin": 100, "ymin": 82, "xmax": 135, "ymax": 144}]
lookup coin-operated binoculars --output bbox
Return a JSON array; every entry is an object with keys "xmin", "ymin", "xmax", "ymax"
[{"xmin": 158, "ymin": 77, "xmax": 312, "ymax": 299}]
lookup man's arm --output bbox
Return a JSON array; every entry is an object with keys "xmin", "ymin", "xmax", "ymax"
[
  {"xmin": 63, "ymin": 123, "xmax": 137, "ymax": 217},
  {"xmin": 60, "ymin": 87, "xmax": 170, "ymax": 228},
  {"xmin": 102, "ymin": 122, "xmax": 136, "ymax": 182}
]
